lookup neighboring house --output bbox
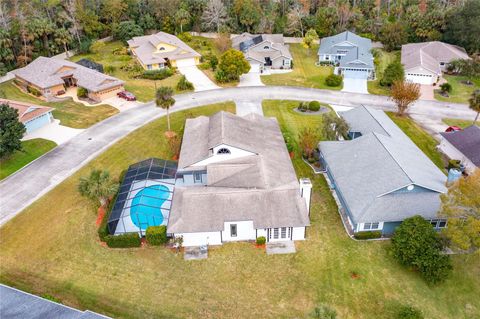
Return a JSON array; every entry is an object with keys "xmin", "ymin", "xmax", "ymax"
[
  {"xmin": 318, "ymin": 31, "xmax": 375, "ymax": 80},
  {"xmin": 76, "ymin": 58, "xmax": 104, "ymax": 73},
  {"xmin": 232, "ymin": 33, "xmax": 292, "ymax": 72},
  {"xmin": 127, "ymin": 32, "xmax": 201, "ymax": 69},
  {"xmin": 439, "ymin": 125, "xmax": 480, "ymax": 174},
  {"xmin": 1, "ymin": 98, "xmax": 54, "ymax": 134},
  {"xmin": 12, "ymin": 57, "xmax": 124, "ymax": 102},
  {"xmin": 108, "ymin": 112, "xmax": 311, "ymax": 247},
  {"xmin": 401, "ymin": 41, "xmax": 470, "ymax": 85},
  {"xmin": 319, "ymin": 106, "xmax": 447, "ymax": 236}
]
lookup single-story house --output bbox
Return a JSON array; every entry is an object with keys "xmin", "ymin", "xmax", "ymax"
[
  {"xmin": 232, "ymin": 33, "xmax": 292, "ymax": 72},
  {"xmin": 319, "ymin": 106, "xmax": 447, "ymax": 236},
  {"xmin": 127, "ymin": 32, "xmax": 201, "ymax": 69},
  {"xmin": 401, "ymin": 41, "xmax": 470, "ymax": 85},
  {"xmin": 317, "ymin": 31, "xmax": 375, "ymax": 80},
  {"xmin": 108, "ymin": 112, "xmax": 311, "ymax": 247},
  {"xmin": 76, "ymin": 58, "xmax": 104, "ymax": 73},
  {"xmin": 12, "ymin": 57, "xmax": 124, "ymax": 102},
  {"xmin": 439, "ymin": 125, "xmax": 480, "ymax": 174},
  {"xmin": 0, "ymin": 98, "xmax": 54, "ymax": 134}
]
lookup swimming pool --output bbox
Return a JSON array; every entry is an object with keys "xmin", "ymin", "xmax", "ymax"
[{"xmin": 130, "ymin": 184, "xmax": 170, "ymax": 230}]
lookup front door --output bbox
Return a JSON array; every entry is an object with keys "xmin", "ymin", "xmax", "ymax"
[{"xmin": 268, "ymin": 227, "xmax": 290, "ymax": 242}]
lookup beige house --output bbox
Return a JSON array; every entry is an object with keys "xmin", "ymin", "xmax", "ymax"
[
  {"xmin": 12, "ymin": 57, "xmax": 124, "ymax": 102},
  {"xmin": 127, "ymin": 32, "xmax": 201, "ymax": 70}
]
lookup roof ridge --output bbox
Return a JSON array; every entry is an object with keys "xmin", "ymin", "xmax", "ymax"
[{"xmin": 362, "ymin": 105, "xmax": 391, "ymax": 137}]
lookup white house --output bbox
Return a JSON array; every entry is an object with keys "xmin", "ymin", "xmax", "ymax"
[{"xmin": 439, "ymin": 125, "xmax": 480, "ymax": 174}]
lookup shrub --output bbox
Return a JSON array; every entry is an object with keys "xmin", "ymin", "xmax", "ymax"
[
  {"xmin": 214, "ymin": 69, "xmax": 228, "ymax": 83},
  {"xmin": 176, "ymin": 75, "xmax": 194, "ymax": 91},
  {"xmin": 298, "ymin": 101, "xmax": 308, "ymax": 111},
  {"xmin": 256, "ymin": 236, "xmax": 266, "ymax": 245},
  {"xmin": 77, "ymin": 86, "xmax": 88, "ymax": 98},
  {"xmin": 380, "ymin": 61, "xmax": 405, "ymax": 86},
  {"xmin": 27, "ymin": 85, "xmax": 41, "ymax": 96},
  {"xmin": 90, "ymin": 40, "xmax": 105, "ymax": 54},
  {"xmin": 309, "ymin": 304, "xmax": 337, "ymax": 319},
  {"xmin": 396, "ymin": 305, "xmax": 424, "ymax": 319},
  {"xmin": 177, "ymin": 32, "xmax": 192, "ymax": 43},
  {"xmin": 354, "ymin": 231, "xmax": 382, "ymax": 240},
  {"xmin": 104, "ymin": 65, "xmax": 116, "ymax": 74},
  {"xmin": 325, "ymin": 74, "xmax": 342, "ymax": 87},
  {"xmin": 105, "ymin": 233, "xmax": 141, "ymax": 248},
  {"xmin": 207, "ymin": 54, "xmax": 218, "ymax": 71},
  {"xmin": 78, "ymin": 39, "xmax": 92, "ymax": 54},
  {"xmin": 440, "ymin": 83, "xmax": 452, "ymax": 93},
  {"xmin": 447, "ymin": 159, "xmax": 461, "ymax": 170},
  {"xmin": 283, "ymin": 131, "xmax": 295, "ymax": 153},
  {"xmin": 112, "ymin": 47, "xmax": 128, "ymax": 55},
  {"xmin": 121, "ymin": 61, "xmax": 143, "ymax": 78},
  {"xmin": 13, "ymin": 79, "xmax": 23, "ymax": 87},
  {"xmin": 216, "ymin": 49, "xmax": 250, "ymax": 82},
  {"xmin": 146, "ymin": 226, "xmax": 168, "ymax": 245},
  {"xmin": 141, "ymin": 68, "xmax": 174, "ymax": 80},
  {"xmin": 309, "ymin": 101, "xmax": 321, "ymax": 111}
]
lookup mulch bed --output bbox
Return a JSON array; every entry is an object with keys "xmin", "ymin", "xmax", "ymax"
[{"xmin": 96, "ymin": 206, "xmax": 106, "ymax": 226}]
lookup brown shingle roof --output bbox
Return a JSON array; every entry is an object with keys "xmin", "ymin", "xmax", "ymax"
[{"xmin": 0, "ymin": 99, "xmax": 52, "ymax": 124}]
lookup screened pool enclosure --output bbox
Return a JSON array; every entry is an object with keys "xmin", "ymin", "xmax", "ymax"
[{"xmin": 107, "ymin": 158, "xmax": 178, "ymax": 236}]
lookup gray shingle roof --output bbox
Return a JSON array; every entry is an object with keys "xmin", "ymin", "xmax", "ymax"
[
  {"xmin": 232, "ymin": 33, "xmax": 292, "ymax": 63},
  {"xmin": 320, "ymin": 106, "xmax": 447, "ymax": 224},
  {"xmin": 440, "ymin": 125, "xmax": 480, "ymax": 167},
  {"xmin": 12, "ymin": 57, "xmax": 124, "ymax": 92}
]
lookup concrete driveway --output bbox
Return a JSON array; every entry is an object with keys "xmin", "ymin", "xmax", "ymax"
[
  {"xmin": 238, "ymin": 70, "xmax": 264, "ymax": 87},
  {"xmin": 103, "ymin": 96, "xmax": 141, "ymax": 112},
  {"xmin": 342, "ymin": 78, "xmax": 369, "ymax": 94},
  {"xmin": 22, "ymin": 119, "xmax": 83, "ymax": 145},
  {"xmin": 177, "ymin": 65, "xmax": 219, "ymax": 92}
]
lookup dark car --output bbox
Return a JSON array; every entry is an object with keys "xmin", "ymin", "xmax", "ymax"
[
  {"xmin": 117, "ymin": 91, "xmax": 136, "ymax": 101},
  {"xmin": 445, "ymin": 126, "xmax": 462, "ymax": 132}
]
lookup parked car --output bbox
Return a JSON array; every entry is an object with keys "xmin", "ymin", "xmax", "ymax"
[
  {"xmin": 445, "ymin": 126, "xmax": 462, "ymax": 132},
  {"xmin": 117, "ymin": 91, "xmax": 136, "ymax": 101}
]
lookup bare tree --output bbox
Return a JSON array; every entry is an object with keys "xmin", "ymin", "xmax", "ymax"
[
  {"xmin": 201, "ymin": 0, "xmax": 227, "ymax": 33},
  {"xmin": 61, "ymin": 0, "xmax": 83, "ymax": 45},
  {"xmin": 286, "ymin": 5, "xmax": 306, "ymax": 36},
  {"xmin": 0, "ymin": 2, "xmax": 11, "ymax": 29}
]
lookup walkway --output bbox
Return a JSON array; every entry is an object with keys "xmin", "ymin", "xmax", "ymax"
[
  {"xmin": 177, "ymin": 65, "xmax": 219, "ymax": 92},
  {"xmin": 236, "ymin": 100, "xmax": 263, "ymax": 116},
  {"xmin": 0, "ymin": 86, "xmax": 475, "ymax": 225}
]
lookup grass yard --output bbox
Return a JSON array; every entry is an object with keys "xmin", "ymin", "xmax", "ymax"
[
  {"xmin": 367, "ymin": 49, "xmax": 400, "ymax": 96},
  {"xmin": 1, "ymin": 101, "xmax": 479, "ymax": 319},
  {"xmin": 442, "ymin": 118, "xmax": 479, "ymax": 128},
  {"xmin": 0, "ymin": 138, "xmax": 56, "ymax": 180},
  {"xmin": 261, "ymin": 44, "xmax": 341, "ymax": 90},
  {"xmin": 0, "ymin": 81, "xmax": 118, "ymax": 128},
  {"xmin": 387, "ymin": 112, "xmax": 446, "ymax": 171},
  {"xmin": 434, "ymin": 75, "xmax": 480, "ymax": 104}
]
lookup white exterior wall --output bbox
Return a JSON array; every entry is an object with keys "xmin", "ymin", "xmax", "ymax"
[
  {"xmin": 439, "ymin": 138, "xmax": 477, "ymax": 174},
  {"xmin": 405, "ymin": 66, "xmax": 438, "ymax": 85},
  {"xmin": 191, "ymin": 144, "xmax": 255, "ymax": 167},
  {"xmin": 221, "ymin": 221, "xmax": 256, "ymax": 242},
  {"xmin": 176, "ymin": 232, "xmax": 222, "ymax": 247},
  {"xmin": 256, "ymin": 228, "xmax": 267, "ymax": 238},
  {"xmin": 292, "ymin": 227, "xmax": 306, "ymax": 240}
]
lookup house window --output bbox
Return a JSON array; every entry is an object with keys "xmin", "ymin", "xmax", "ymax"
[
  {"xmin": 159, "ymin": 47, "xmax": 165, "ymax": 51},
  {"xmin": 430, "ymin": 219, "xmax": 447, "ymax": 229},
  {"xmin": 194, "ymin": 172, "xmax": 202, "ymax": 183},
  {"xmin": 230, "ymin": 224, "xmax": 237, "ymax": 237},
  {"xmin": 273, "ymin": 228, "xmax": 279, "ymax": 239},
  {"xmin": 363, "ymin": 222, "xmax": 380, "ymax": 230},
  {"xmin": 264, "ymin": 46, "xmax": 270, "ymax": 49},
  {"xmin": 281, "ymin": 227, "xmax": 287, "ymax": 238},
  {"xmin": 217, "ymin": 148, "xmax": 231, "ymax": 155},
  {"xmin": 147, "ymin": 64, "xmax": 152, "ymax": 70}
]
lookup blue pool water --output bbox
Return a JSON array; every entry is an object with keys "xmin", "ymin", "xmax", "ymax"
[{"xmin": 130, "ymin": 184, "xmax": 170, "ymax": 230}]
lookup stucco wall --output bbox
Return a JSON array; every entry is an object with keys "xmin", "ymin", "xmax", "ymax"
[
  {"xmin": 176, "ymin": 232, "xmax": 222, "ymax": 247},
  {"xmin": 221, "ymin": 221, "xmax": 256, "ymax": 242}
]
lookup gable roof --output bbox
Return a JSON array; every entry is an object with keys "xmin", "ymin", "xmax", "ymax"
[
  {"xmin": 440, "ymin": 125, "xmax": 480, "ymax": 167},
  {"xmin": 12, "ymin": 57, "xmax": 123, "ymax": 92},
  {"xmin": 0, "ymin": 98, "xmax": 52, "ymax": 124},
  {"xmin": 232, "ymin": 33, "xmax": 292, "ymax": 62},
  {"xmin": 318, "ymin": 31, "xmax": 374, "ymax": 68},
  {"xmin": 127, "ymin": 32, "xmax": 200, "ymax": 65},
  {"xmin": 320, "ymin": 106, "xmax": 447, "ymax": 223},
  {"xmin": 401, "ymin": 41, "xmax": 470, "ymax": 73}
]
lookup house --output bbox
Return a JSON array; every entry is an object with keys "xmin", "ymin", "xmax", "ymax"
[
  {"xmin": 401, "ymin": 41, "xmax": 470, "ymax": 85},
  {"xmin": 319, "ymin": 106, "xmax": 447, "ymax": 236},
  {"xmin": 127, "ymin": 32, "xmax": 201, "ymax": 70},
  {"xmin": 439, "ymin": 125, "xmax": 480, "ymax": 174},
  {"xmin": 12, "ymin": 57, "xmax": 124, "ymax": 102},
  {"xmin": 108, "ymin": 112, "xmax": 311, "ymax": 247},
  {"xmin": 1, "ymin": 99, "xmax": 54, "ymax": 134},
  {"xmin": 317, "ymin": 31, "xmax": 374, "ymax": 80},
  {"xmin": 76, "ymin": 58, "xmax": 104, "ymax": 73},
  {"xmin": 232, "ymin": 33, "xmax": 292, "ymax": 72}
]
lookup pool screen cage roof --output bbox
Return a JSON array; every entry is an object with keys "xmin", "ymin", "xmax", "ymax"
[{"xmin": 107, "ymin": 158, "xmax": 178, "ymax": 235}]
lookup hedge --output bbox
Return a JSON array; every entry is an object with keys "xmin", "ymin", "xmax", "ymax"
[
  {"xmin": 141, "ymin": 68, "xmax": 173, "ymax": 80},
  {"xmin": 325, "ymin": 74, "xmax": 342, "ymax": 87},
  {"xmin": 176, "ymin": 75, "xmax": 194, "ymax": 91},
  {"xmin": 105, "ymin": 233, "xmax": 141, "ymax": 248},
  {"xmin": 256, "ymin": 236, "xmax": 266, "ymax": 245},
  {"xmin": 309, "ymin": 101, "xmax": 321, "ymax": 111},
  {"xmin": 27, "ymin": 85, "xmax": 41, "ymax": 96},
  {"xmin": 146, "ymin": 226, "xmax": 168, "ymax": 246},
  {"xmin": 354, "ymin": 231, "xmax": 382, "ymax": 240},
  {"xmin": 77, "ymin": 87, "xmax": 88, "ymax": 98}
]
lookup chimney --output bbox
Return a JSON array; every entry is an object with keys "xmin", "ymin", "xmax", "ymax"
[{"xmin": 299, "ymin": 178, "xmax": 313, "ymax": 214}]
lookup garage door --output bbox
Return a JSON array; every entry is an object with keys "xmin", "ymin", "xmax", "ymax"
[
  {"xmin": 406, "ymin": 73, "xmax": 434, "ymax": 85},
  {"xmin": 176, "ymin": 58, "xmax": 196, "ymax": 68},
  {"xmin": 343, "ymin": 68, "xmax": 369, "ymax": 79},
  {"xmin": 249, "ymin": 63, "xmax": 261, "ymax": 73}
]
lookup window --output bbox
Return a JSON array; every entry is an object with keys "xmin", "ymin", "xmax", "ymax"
[
  {"xmin": 438, "ymin": 220, "xmax": 447, "ymax": 228},
  {"xmin": 147, "ymin": 64, "xmax": 152, "ymax": 70},
  {"xmin": 194, "ymin": 172, "xmax": 202, "ymax": 183},
  {"xmin": 281, "ymin": 227, "xmax": 287, "ymax": 238},
  {"xmin": 363, "ymin": 223, "xmax": 380, "ymax": 230},
  {"xmin": 159, "ymin": 47, "xmax": 165, "ymax": 51},
  {"xmin": 430, "ymin": 219, "xmax": 447, "ymax": 229},
  {"xmin": 273, "ymin": 228, "xmax": 279, "ymax": 239},
  {"xmin": 230, "ymin": 224, "xmax": 237, "ymax": 237},
  {"xmin": 264, "ymin": 46, "xmax": 269, "ymax": 49},
  {"xmin": 217, "ymin": 148, "xmax": 231, "ymax": 155}
]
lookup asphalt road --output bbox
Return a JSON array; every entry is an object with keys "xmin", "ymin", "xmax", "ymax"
[{"xmin": 0, "ymin": 86, "xmax": 475, "ymax": 226}]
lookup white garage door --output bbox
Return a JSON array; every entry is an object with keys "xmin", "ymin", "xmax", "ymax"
[
  {"xmin": 343, "ymin": 68, "xmax": 369, "ymax": 79},
  {"xmin": 406, "ymin": 73, "xmax": 434, "ymax": 85},
  {"xmin": 176, "ymin": 58, "xmax": 196, "ymax": 68},
  {"xmin": 249, "ymin": 63, "xmax": 261, "ymax": 73}
]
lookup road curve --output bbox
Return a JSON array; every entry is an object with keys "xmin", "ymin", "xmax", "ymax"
[{"xmin": 0, "ymin": 86, "xmax": 475, "ymax": 225}]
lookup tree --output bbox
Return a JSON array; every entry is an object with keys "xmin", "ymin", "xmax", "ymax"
[
  {"xmin": 322, "ymin": 113, "xmax": 349, "ymax": 141},
  {"xmin": 390, "ymin": 80, "xmax": 420, "ymax": 116},
  {"xmin": 0, "ymin": 29, "xmax": 14, "ymax": 69},
  {"xmin": 53, "ymin": 28, "xmax": 72, "ymax": 56},
  {"xmin": 202, "ymin": 0, "xmax": 227, "ymax": 33},
  {"xmin": 380, "ymin": 22, "xmax": 407, "ymax": 51},
  {"xmin": 391, "ymin": 216, "xmax": 452, "ymax": 284},
  {"xmin": 233, "ymin": 0, "xmax": 261, "ymax": 33},
  {"xmin": 298, "ymin": 127, "xmax": 318, "ymax": 159},
  {"xmin": 443, "ymin": 0, "xmax": 480, "ymax": 54},
  {"xmin": 468, "ymin": 90, "xmax": 480, "ymax": 124},
  {"xmin": 439, "ymin": 170, "xmax": 480, "ymax": 251},
  {"xmin": 380, "ymin": 61, "xmax": 404, "ymax": 87},
  {"xmin": 113, "ymin": 21, "xmax": 143, "ymax": 43},
  {"xmin": 286, "ymin": 4, "xmax": 307, "ymax": 36},
  {"xmin": 0, "ymin": 103, "xmax": 26, "ymax": 158},
  {"xmin": 302, "ymin": 29, "xmax": 319, "ymax": 49},
  {"xmin": 215, "ymin": 49, "xmax": 250, "ymax": 83},
  {"xmin": 155, "ymin": 86, "xmax": 175, "ymax": 132},
  {"xmin": 175, "ymin": 7, "xmax": 191, "ymax": 33},
  {"xmin": 78, "ymin": 169, "xmax": 118, "ymax": 207}
]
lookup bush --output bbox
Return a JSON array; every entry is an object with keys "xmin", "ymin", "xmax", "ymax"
[
  {"xmin": 104, "ymin": 65, "xmax": 116, "ymax": 74},
  {"xmin": 121, "ymin": 60, "xmax": 144, "ymax": 78},
  {"xmin": 256, "ymin": 236, "xmax": 266, "ymax": 245},
  {"xmin": 309, "ymin": 304, "xmax": 337, "ymax": 319},
  {"xmin": 447, "ymin": 159, "xmax": 461, "ymax": 170},
  {"xmin": 440, "ymin": 83, "xmax": 452, "ymax": 93},
  {"xmin": 283, "ymin": 131, "xmax": 295, "ymax": 153},
  {"xmin": 105, "ymin": 233, "xmax": 141, "ymax": 248},
  {"xmin": 146, "ymin": 226, "xmax": 168, "ymax": 245},
  {"xmin": 77, "ymin": 87, "xmax": 88, "ymax": 98},
  {"xmin": 380, "ymin": 61, "xmax": 405, "ymax": 86},
  {"xmin": 112, "ymin": 47, "xmax": 128, "ymax": 55},
  {"xmin": 214, "ymin": 69, "xmax": 227, "ymax": 83},
  {"xmin": 90, "ymin": 40, "xmax": 105, "ymax": 54},
  {"xmin": 207, "ymin": 54, "xmax": 219, "ymax": 71},
  {"xmin": 298, "ymin": 101, "xmax": 308, "ymax": 111},
  {"xmin": 13, "ymin": 79, "xmax": 23, "ymax": 87},
  {"xmin": 396, "ymin": 305, "xmax": 424, "ymax": 319},
  {"xmin": 27, "ymin": 85, "xmax": 41, "ymax": 96},
  {"xmin": 325, "ymin": 74, "xmax": 342, "ymax": 87},
  {"xmin": 216, "ymin": 49, "xmax": 250, "ymax": 82},
  {"xmin": 309, "ymin": 101, "xmax": 321, "ymax": 111},
  {"xmin": 354, "ymin": 231, "xmax": 382, "ymax": 240},
  {"xmin": 176, "ymin": 75, "xmax": 194, "ymax": 91},
  {"xmin": 77, "ymin": 39, "xmax": 92, "ymax": 54},
  {"xmin": 177, "ymin": 32, "xmax": 192, "ymax": 42},
  {"xmin": 141, "ymin": 68, "xmax": 174, "ymax": 80}
]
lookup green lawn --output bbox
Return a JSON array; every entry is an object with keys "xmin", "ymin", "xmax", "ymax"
[
  {"xmin": 1, "ymin": 101, "xmax": 479, "ymax": 319},
  {"xmin": 0, "ymin": 81, "xmax": 118, "ymax": 128},
  {"xmin": 442, "ymin": 118, "xmax": 479, "ymax": 128},
  {"xmin": 387, "ymin": 112, "xmax": 446, "ymax": 171},
  {"xmin": 434, "ymin": 75, "xmax": 480, "ymax": 104},
  {"xmin": 0, "ymin": 138, "xmax": 57, "ymax": 180},
  {"xmin": 367, "ymin": 49, "xmax": 400, "ymax": 96},
  {"xmin": 261, "ymin": 44, "xmax": 341, "ymax": 90}
]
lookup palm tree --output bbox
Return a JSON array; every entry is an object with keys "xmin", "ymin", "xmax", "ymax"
[
  {"xmin": 155, "ymin": 86, "xmax": 175, "ymax": 132},
  {"xmin": 469, "ymin": 90, "xmax": 480, "ymax": 124},
  {"xmin": 78, "ymin": 169, "xmax": 118, "ymax": 206}
]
